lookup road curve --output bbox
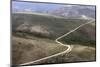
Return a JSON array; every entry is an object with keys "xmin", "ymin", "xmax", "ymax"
[{"xmin": 20, "ymin": 19, "xmax": 95, "ymax": 66}]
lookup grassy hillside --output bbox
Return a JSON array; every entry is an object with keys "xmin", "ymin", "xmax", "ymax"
[
  {"xmin": 12, "ymin": 12, "xmax": 95, "ymax": 47},
  {"xmin": 12, "ymin": 35, "xmax": 67, "ymax": 64},
  {"xmin": 60, "ymin": 22, "xmax": 96, "ymax": 47},
  {"xmin": 12, "ymin": 12, "xmax": 90, "ymax": 39},
  {"xmin": 12, "ymin": 12, "xmax": 96, "ymax": 65},
  {"xmin": 31, "ymin": 45, "xmax": 95, "ymax": 65}
]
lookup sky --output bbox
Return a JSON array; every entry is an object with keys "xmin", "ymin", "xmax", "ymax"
[
  {"xmin": 12, "ymin": 1, "xmax": 95, "ymax": 13},
  {"xmin": 12, "ymin": 1, "xmax": 67, "ymax": 12}
]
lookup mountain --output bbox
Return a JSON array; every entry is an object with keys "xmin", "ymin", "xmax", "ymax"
[
  {"xmin": 47, "ymin": 6, "xmax": 95, "ymax": 19},
  {"xmin": 12, "ymin": 2, "xmax": 95, "ymax": 19}
]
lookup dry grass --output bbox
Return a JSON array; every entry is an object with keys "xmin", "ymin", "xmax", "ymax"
[
  {"xmin": 71, "ymin": 45, "xmax": 96, "ymax": 60},
  {"xmin": 34, "ymin": 45, "xmax": 96, "ymax": 64},
  {"xmin": 12, "ymin": 35, "xmax": 67, "ymax": 64}
]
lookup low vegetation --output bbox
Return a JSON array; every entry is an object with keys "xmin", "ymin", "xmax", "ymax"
[
  {"xmin": 12, "ymin": 12, "xmax": 89, "ymax": 39},
  {"xmin": 27, "ymin": 45, "xmax": 95, "ymax": 65},
  {"xmin": 12, "ymin": 35, "xmax": 67, "ymax": 64},
  {"xmin": 60, "ymin": 22, "xmax": 96, "ymax": 47},
  {"xmin": 12, "ymin": 12, "xmax": 96, "ymax": 65}
]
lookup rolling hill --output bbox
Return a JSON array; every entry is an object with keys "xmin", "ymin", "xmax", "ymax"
[
  {"xmin": 12, "ymin": 12, "xmax": 96, "ymax": 65},
  {"xmin": 12, "ymin": 12, "xmax": 90, "ymax": 39}
]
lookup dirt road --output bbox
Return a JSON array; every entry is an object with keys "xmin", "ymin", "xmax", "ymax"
[{"xmin": 20, "ymin": 19, "xmax": 95, "ymax": 66}]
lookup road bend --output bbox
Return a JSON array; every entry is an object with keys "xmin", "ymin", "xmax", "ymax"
[{"xmin": 20, "ymin": 19, "xmax": 95, "ymax": 66}]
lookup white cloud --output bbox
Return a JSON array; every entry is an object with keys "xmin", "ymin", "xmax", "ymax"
[{"xmin": 24, "ymin": 8, "xmax": 32, "ymax": 11}]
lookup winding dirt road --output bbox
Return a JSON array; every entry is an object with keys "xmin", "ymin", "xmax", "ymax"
[{"xmin": 20, "ymin": 19, "xmax": 95, "ymax": 66}]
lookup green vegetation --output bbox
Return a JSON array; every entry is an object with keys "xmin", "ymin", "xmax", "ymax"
[
  {"xmin": 12, "ymin": 12, "xmax": 96, "ymax": 65},
  {"xmin": 60, "ymin": 22, "xmax": 96, "ymax": 47},
  {"xmin": 12, "ymin": 12, "xmax": 89, "ymax": 39}
]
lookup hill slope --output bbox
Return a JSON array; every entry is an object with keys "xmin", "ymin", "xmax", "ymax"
[
  {"xmin": 12, "ymin": 12, "xmax": 96, "ymax": 65},
  {"xmin": 12, "ymin": 12, "xmax": 90, "ymax": 39}
]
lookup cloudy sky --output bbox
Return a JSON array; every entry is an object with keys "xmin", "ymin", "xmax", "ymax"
[{"xmin": 12, "ymin": 1, "xmax": 95, "ymax": 12}]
